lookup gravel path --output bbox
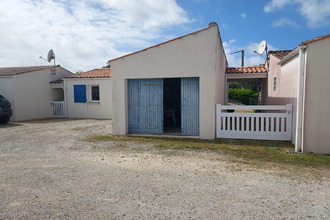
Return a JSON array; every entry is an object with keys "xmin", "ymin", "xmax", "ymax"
[{"xmin": 0, "ymin": 119, "xmax": 329, "ymax": 219}]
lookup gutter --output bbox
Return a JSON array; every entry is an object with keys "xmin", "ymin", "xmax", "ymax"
[
  {"xmin": 277, "ymin": 47, "xmax": 300, "ymax": 65},
  {"xmin": 63, "ymin": 79, "xmax": 68, "ymax": 118},
  {"xmin": 294, "ymin": 45, "xmax": 307, "ymax": 152}
]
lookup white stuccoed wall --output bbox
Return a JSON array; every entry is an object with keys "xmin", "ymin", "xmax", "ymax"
[
  {"xmin": 110, "ymin": 24, "xmax": 227, "ymax": 139},
  {"xmin": 65, "ymin": 78, "xmax": 112, "ymax": 119},
  {"xmin": 9, "ymin": 67, "xmax": 72, "ymax": 121},
  {"xmin": 302, "ymin": 37, "xmax": 330, "ymax": 154}
]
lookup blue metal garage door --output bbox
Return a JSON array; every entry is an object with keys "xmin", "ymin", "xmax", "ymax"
[
  {"xmin": 128, "ymin": 79, "xmax": 163, "ymax": 134},
  {"xmin": 181, "ymin": 77, "xmax": 199, "ymax": 135}
]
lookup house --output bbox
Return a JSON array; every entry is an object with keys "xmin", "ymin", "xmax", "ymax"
[
  {"xmin": 267, "ymin": 34, "xmax": 330, "ymax": 154},
  {"xmin": 109, "ymin": 23, "xmax": 227, "ymax": 139},
  {"xmin": 0, "ymin": 65, "xmax": 72, "ymax": 121},
  {"xmin": 63, "ymin": 68, "xmax": 112, "ymax": 119}
]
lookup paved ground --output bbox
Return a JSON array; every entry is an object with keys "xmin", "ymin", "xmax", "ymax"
[{"xmin": 0, "ymin": 119, "xmax": 329, "ymax": 219}]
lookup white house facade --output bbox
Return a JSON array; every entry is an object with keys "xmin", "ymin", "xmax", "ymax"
[
  {"xmin": 64, "ymin": 68, "xmax": 112, "ymax": 119},
  {"xmin": 0, "ymin": 65, "xmax": 72, "ymax": 121},
  {"xmin": 267, "ymin": 34, "xmax": 330, "ymax": 154}
]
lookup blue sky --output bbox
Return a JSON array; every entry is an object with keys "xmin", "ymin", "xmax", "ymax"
[
  {"xmin": 0, "ymin": 0, "xmax": 329, "ymax": 72},
  {"xmin": 177, "ymin": 0, "xmax": 330, "ymax": 48}
]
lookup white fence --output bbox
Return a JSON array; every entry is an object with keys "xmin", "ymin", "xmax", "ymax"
[
  {"xmin": 51, "ymin": 101, "xmax": 65, "ymax": 118},
  {"xmin": 216, "ymin": 104, "xmax": 292, "ymax": 141}
]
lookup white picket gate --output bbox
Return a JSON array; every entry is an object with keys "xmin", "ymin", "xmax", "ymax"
[
  {"xmin": 216, "ymin": 104, "xmax": 292, "ymax": 141},
  {"xmin": 51, "ymin": 101, "xmax": 66, "ymax": 118}
]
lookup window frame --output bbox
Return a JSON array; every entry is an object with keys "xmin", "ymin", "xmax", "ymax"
[{"xmin": 90, "ymin": 85, "xmax": 100, "ymax": 102}]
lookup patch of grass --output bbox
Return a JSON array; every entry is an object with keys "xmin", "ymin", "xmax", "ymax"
[
  {"xmin": 223, "ymin": 146, "xmax": 243, "ymax": 152},
  {"xmin": 90, "ymin": 135, "xmax": 330, "ymax": 169}
]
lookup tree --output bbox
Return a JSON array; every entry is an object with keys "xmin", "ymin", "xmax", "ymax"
[{"xmin": 102, "ymin": 62, "xmax": 110, "ymax": 68}]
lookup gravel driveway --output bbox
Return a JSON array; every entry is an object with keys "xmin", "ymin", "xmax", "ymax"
[{"xmin": 0, "ymin": 119, "xmax": 329, "ymax": 219}]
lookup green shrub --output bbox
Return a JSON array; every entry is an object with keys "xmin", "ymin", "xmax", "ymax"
[
  {"xmin": 228, "ymin": 82, "xmax": 240, "ymax": 89},
  {"xmin": 228, "ymin": 88, "xmax": 258, "ymax": 105}
]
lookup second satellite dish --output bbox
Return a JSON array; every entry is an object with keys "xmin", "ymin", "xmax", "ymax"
[
  {"xmin": 47, "ymin": 49, "xmax": 55, "ymax": 62},
  {"xmin": 255, "ymin": 40, "xmax": 267, "ymax": 55}
]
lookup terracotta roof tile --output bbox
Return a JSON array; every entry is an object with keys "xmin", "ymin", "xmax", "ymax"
[
  {"xmin": 269, "ymin": 50, "xmax": 293, "ymax": 59},
  {"xmin": 301, "ymin": 34, "xmax": 330, "ymax": 45},
  {"xmin": 226, "ymin": 65, "xmax": 267, "ymax": 74},
  {"xmin": 0, "ymin": 65, "xmax": 59, "ymax": 76},
  {"xmin": 65, "ymin": 68, "xmax": 110, "ymax": 79}
]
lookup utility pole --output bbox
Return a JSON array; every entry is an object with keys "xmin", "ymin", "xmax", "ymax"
[
  {"xmin": 230, "ymin": 50, "xmax": 244, "ymax": 67},
  {"xmin": 241, "ymin": 50, "xmax": 244, "ymax": 67}
]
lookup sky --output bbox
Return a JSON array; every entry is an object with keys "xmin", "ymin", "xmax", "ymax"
[{"xmin": 0, "ymin": 0, "xmax": 329, "ymax": 73}]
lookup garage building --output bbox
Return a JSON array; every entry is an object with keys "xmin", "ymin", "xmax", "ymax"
[{"xmin": 109, "ymin": 23, "xmax": 227, "ymax": 139}]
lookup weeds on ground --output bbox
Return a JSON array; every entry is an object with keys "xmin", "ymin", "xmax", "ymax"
[{"xmin": 92, "ymin": 135, "xmax": 330, "ymax": 169}]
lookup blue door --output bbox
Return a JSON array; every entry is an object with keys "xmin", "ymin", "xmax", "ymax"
[
  {"xmin": 128, "ymin": 79, "xmax": 163, "ymax": 134},
  {"xmin": 181, "ymin": 77, "xmax": 199, "ymax": 135}
]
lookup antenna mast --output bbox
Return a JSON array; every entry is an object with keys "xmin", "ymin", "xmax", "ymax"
[{"xmin": 39, "ymin": 49, "xmax": 56, "ymax": 75}]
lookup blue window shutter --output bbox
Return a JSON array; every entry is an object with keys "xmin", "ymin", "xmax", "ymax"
[{"xmin": 74, "ymin": 85, "xmax": 86, "ymax": 103}]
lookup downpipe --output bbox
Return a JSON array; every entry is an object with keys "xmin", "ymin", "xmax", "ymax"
[{"xmin": 295, "ymin": 46, "xmax": 307, "ymax": 152}]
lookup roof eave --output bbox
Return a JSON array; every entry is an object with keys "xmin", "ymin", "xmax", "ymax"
[
  {"xmin": 226, "ymin": 73, "xmax": 268, "ymax": 80},
  {"xmin": 64, "ymin": 76, "xmax": 111, "ymax": 79},
  {"xmin": 108, "ymin": 25, "xmax": 218, "ymax": 63},
  {"xmin": 300, "ymin": 34, "xmax": 330, "ymax": 45},
  {"xmin": 278, "ymin": 45, "xmax": 307, "ymax": 65}
]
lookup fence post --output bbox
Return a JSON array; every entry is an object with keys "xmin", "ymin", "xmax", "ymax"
[
  {"xmin": 216, "ymin": 104, "xmax": 221, "ymax": 138},
  {"xmin": 286, "ymin": 104, "xmax": 292, "ymax": 140}
]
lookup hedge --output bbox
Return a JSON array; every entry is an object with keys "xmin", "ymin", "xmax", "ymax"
[{"xmin": 228, "ymin": 88, "xmax": 258, "ymax": 105}]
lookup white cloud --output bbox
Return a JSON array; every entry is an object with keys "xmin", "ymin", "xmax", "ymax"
[
  {"xmin": 0, "ymin": 0, "xmax": 190, "ymax": 72},
  {"xmin": 299, "ymin": 0, "xmax": 330, "ymax": 27},
  {"xmin": 240, "ymin": 13, "xmax": 247, "ymax": 19},
  {"xmin": 223, "ymin": 40, "xmax": 243, "ymax": 67},
  {"xmin": 264, "ymin": 0, "xmax": 291, "ymax": 12},
  {"xmin": 264, "ymin": 0, "xmax": 330, "ymax": 28},
  {"xmin": 272, "ymin": 18, "xmax": 300, "ymax": 28},
  {"xmin": 224, "ymin": 40, "xmax": 278, "ymax": 67}
]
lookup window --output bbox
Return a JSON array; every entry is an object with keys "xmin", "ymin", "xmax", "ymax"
[
  {"xmin": 74, "ymin": 85, "xmax": 86, "ymax": 103},
  {"xmin": 91, "ymin": 86, "xmax": 100, "ymax": 101},
  {"xmin": 273, "ymin": 76, "xmax": 277, "ymax": 91}
]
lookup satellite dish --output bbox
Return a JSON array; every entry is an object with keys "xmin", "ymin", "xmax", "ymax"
[
  {"xmin": 255, "ymin": 40, "xmax": 267, "ymax": 55},
  {"xmin": 257, "ymin": 40, "xmax": 267, "ymax": 55},
  {"xmin": 47, "ymin": 49, "xmax": 55, "ymax": 62}
]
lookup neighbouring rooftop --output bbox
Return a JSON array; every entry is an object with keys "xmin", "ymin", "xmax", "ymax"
[
  {"xmin": 269, "ymin": 50, "xmax": 293, "ymax": 60},
  {"xmin": 226, "ymin": 65, "xmax": 267, "ymax": 74},
  {"xmin": 0, "ymin": 66, "xmax": 58, "ymax": 76},
  {"xmin": 64, "ymin": 68, "xmax": 111, "ymax": 79},
  {"xmin": 49, "ymin": 79, "xmax": 64, "ymax": 84}
]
